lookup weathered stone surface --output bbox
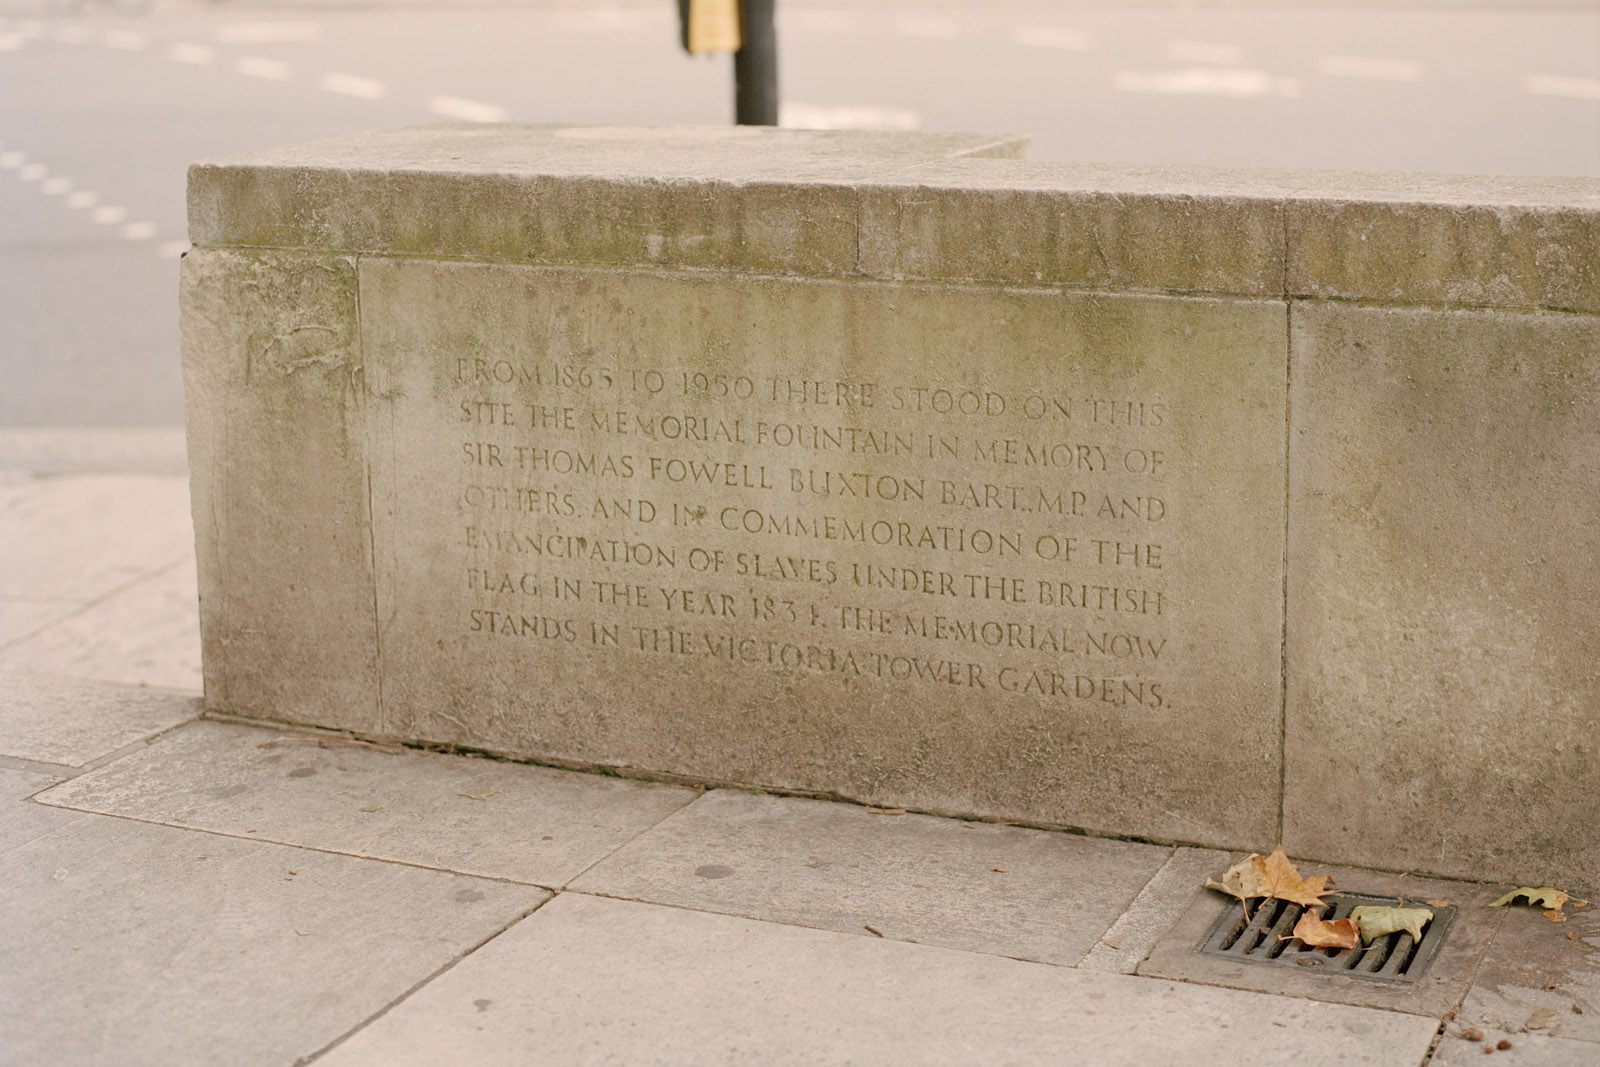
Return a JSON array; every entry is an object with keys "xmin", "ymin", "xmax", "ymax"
[
  {"xmin": 0, "ymin": 669, "xmax": 197, "ymax": 767},
  {"xmin": 39, "ymin": 719, "xmax": 694, "ymax": 887},
  {"xmin": 317, "ymin": 892, "xmax": 1441, "ymax": 1067},
  {"xmin": 359, "ymin": 258, "xmax": 1286, "ymax": 845},
  {"xmin": 0, "ymin": 812, "xmax": 542, "ymax": 1067},
  {"xmin": 1077, "ymin": 845, "xmax": 1231, "ymax": 973},
  {"xmin": 569, "ymin": 789, "xmax": 1169, "ymax": 963},
  {"xmin": 1284, "ymin": 303, "xmax": 1600, "ymax": 890},
  {"xmin": 188, "ymin": 124, "xmax": 1027, "ymax": 271},
  {"xmin": 182, "ymin": 247, "xmax": 378, "ymax": 731},
  {"xmin": 1457, "ymin": 904, "xmax": 1600, "ymax": 1044}
]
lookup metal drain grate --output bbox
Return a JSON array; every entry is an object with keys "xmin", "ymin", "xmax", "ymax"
[{"xmin": 1197, "ymin": 892, "xmax": 1456, "ymax": 984}]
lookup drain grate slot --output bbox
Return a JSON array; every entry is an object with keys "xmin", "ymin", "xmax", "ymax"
[{"xmin": 1197, "ymin": 892, "xmax": 1455, "ymax": 984}]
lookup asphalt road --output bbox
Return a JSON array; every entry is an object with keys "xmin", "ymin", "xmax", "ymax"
[{"xmin": 2, "ymin": 2, "xmax": 1597, "ymax": 426}]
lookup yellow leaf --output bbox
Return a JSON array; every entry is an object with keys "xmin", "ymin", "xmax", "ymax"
[
  {"xmin": 1349, "ymin": 905, "xmax": 1432, "ymax": 943},
  {"xmin": 1253, "ymin": 846, "xmax": 1333, "ymax": 908},
  {"xmin": 1289, "ymin": 907, "xmax": 1360, "ymax": 950},
  {"xmin": 1206, "ymin": 855, "xmax": 1266, "ymax": 902},
  {"xmin": 1490, "ymin": 887, "xmax": 1589, "ymax": 915}
]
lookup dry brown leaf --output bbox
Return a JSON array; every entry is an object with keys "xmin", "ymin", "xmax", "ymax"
[
  {"xmin": 1427, "ymin": 900, "xmax": 1452, "ymax": 908},
  {"xmin": 1289, "ymin": 907, "xmax": 1360, "ymax": 950},
  {"xmin": 990, "ymin": 866, "xmax": 1007, "ymax": 873},
  {"xmin": 1255, "ymin": 846, "xmax": 1334, "ymax": 908},
  {"xmin": 1491, "ymin": 887, "xmax": 1590, "ymax": 915}
]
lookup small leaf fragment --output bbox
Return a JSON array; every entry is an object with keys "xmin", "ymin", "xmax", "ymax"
[
  {"xmin": 457, "ymin": 787, "xmax": 502, "ymax": 801},
  {"xmin": 1206, "ymin": 856, "xmax": 1263, "ymax": 902},
  {"xmin": 295, "ymin": 925, "xmax": 311, "ymax": 937},
  {"xmin": 989, "ymin": 866, "xmax": 1007, "ymax": 873},
  {"xmin": 1490, "ymin": 887, "xmax": 1589, "ymax": 915},
  {"xmin": 358, "ymin": 806, "xmax": 381, "ymax": 813},
  {"xmin": 1349, "ymin": 905, "xmax": 1433, "ymax": 944},
  {"xmin": 1525, "ymin": 1007, "xmax": 1561, "ymax": 1030},
  {"xmin": 1289, "ymin": 907, "xmax": 1360, "ymax": 950}
]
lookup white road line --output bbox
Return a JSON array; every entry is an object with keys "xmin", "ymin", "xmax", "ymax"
[
  {"xmin": 158, "ymin": 240, "xmax": 191, "ymax": 259},
  {"xmin": 121, "ymin": 221, "xmax": 158, "ymax": 240},
  {"xmin": 320, "ymin": 72, "xmax": 387, "ymax": 100},
  {"xmin": 42, "ymin": 177, "xmax": 72, "ymax": 195},
  {"xmin": 67, "ymin": 191, "xmax": 98, "ymax": 209},
  {"xmin": 217, "ymin": 22, "xmax": 322, "ymax": 44},
  {"xmin": 0, "ymin": 34, "xmax": 24, "ymax": 53},
  {"xmin": 427, "ymin": 95, "xmax": 509, "ymax": 123},
  {"xmin": 1317, "ymin": 55, "xmax": 1423, "ymax": 82},
  {"xmin": 894, "ymin": 16, "xmax": 960, "ymax": 40},
  {"xmin": 92, "ymin": 206, "xmax": 128, "ymax": 225},
  {"xmin": 1115, "ymin": 68, "xmax": 1302, "ymax": 99},
  {"xmin": 780, "ymin": 102, "xmax": 921, "ymax": 131},
  {"xmin": 54, "ymin": 25, "xmax": 91, "ymax": 44},
  {"xmin": 168, "ymin": 42, "xmax": 217, "ymax": 66},
  {"xmin": 1524, "ymin": 73, "xmax": 1600, "ymax": 101},
  {"xmin": 0, "ymin": 151, "xmax": 25, "ymax": 168},
  {"xmin": 13, "ymin": 20, "xmax": 44, "ymax": 39},
  {"xmin": 18, "ymin": 163, "xmax": 46, "ymax": 181},
  {"xmin": 1164, "ymin": 41, "xmax": 1245, "ymax": 66},
  {"xmin": 235, "ymin": 56, "xmax": 293, "ymax": 81},
  {"xmin": 103, "ymin": 30, "xmax": 148, "ymax": 52},
  {"xmin": 1013, "ymin": 26, "xmax": 1091, "ymax": 52}
]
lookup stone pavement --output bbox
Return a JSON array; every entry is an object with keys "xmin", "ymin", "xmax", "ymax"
[{"xmin": 2, "ymin": 428, "xmax": 1595, "ymax": 1065}]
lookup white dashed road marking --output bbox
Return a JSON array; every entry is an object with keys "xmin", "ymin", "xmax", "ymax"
[
  {"xmin": 1317, "ymin": 56, "xmax": 1423, "ymax": 82},
  {"xmin": 320, "ymin": 72, "xmax": 387, "ymax": 100},
  {"xmin": 0, "ymin": 33, "xmax": 24, "ymax": 53},
  {"xmin": 427, "ymin": 95, "xmax": 509, "ymax": 123},
  {"xmin": 1116, "ymin": 68, "xmax": 1302, "ymax": 99},
  {"xmin": 67, "ymin": 191, "xmax": 97, "ymax": 209},
  {"xmin": 42, "ymin": 177, "xmax": 71, "ymax": 195},
  {"xmin": 168, "ymin": 42, "xmax": 217, "ymax": 66},
  {"xmin": 121, "ymin": 221, "xmax": 158, "ymax": 240},
  {"xmin": 92, "ymin": 205, "xmax": 128, "ymax": 225},
  {"xmin": 0, "ymin": 151, "xmax": 24, "ymax": 168},
  {"xmin": 1013, "ymin": 26, "xmax": 1091, "ymax": 52},
  {"xmin": 235, "ymin": 56, "xmax": 294, "ymax": 81},
  {"xmin": 1524, "ymin": 74, "xmax": 1600, "ymax": 101},
  {"xmin": 19, "ymin": 163, "xmax": 46, "ymax": 180},
  {"xmin": 53, "ymin": 25, "xmax": 91, "ymax": 44}
]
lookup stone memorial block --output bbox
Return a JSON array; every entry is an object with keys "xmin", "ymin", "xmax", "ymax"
[{"xmin": 183, "ymin": 125, "xmax": 1599, "ymax": 885}]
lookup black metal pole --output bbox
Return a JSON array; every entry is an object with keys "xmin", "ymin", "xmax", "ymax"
[{"xmin": 734, "ymin": 0, "xmax": 777, "ymax": 126}]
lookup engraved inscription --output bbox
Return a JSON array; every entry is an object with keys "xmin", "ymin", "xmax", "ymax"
[{"xmin": 448, "ymin": 358, "xmax": 1173, "ymax": 710}]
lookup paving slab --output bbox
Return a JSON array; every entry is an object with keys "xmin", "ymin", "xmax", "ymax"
[
  {"xmin": 1456, "ymin": 904, "xmax": 1599, "ymax": 1044},
  {"xmin": 1078, "ymin": 846, "xmax": 1232, "ymax": 973},
  {"xmin": 1140, "ymin": 855, "xmax": 1505, "ymax": 1017},
  {"xmin": 0, "ymin": 765, "xmax": 83, "ymax": 854},
  {"xmin": 0, "ymin": 669, "xmax": 199, "ymax": 766},
  {"xmin": 37, "ymin": 719, "xmax": 697, "ymax": 886},
  {"xmin": 572, "ymin": 788, "xmax": 1174, "ymax": 963},
  {"xmin": 318, "ymin": 892, "xmax": 1441, "ymax": 1067},
  {"xmin": 0, "ymin": 813, "xmax": 544, "ymax": 1067},
  {"xmin": 0, "ymin": 558, "xmax": 202, "ymax": 691},
  {"xmin": 0, "ymin": 473, "xmax": 193, "ymax": 600},
  {"xmin": 1433, "ymin": 1033, "xmax": 1600, "ymax": 1066},
  {"xmin": 0, "ymin": 597, "xmax": 78, "ymax": 648}
]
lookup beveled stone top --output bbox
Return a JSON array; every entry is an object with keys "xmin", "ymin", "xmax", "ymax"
[{"xmin": 189, "ymin": 123, "xmax": 1600, "ymax": 311}]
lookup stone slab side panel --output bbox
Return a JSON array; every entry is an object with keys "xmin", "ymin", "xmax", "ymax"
[
  {"xmin": 1285, "ymin": 302, "xmax": 1600, "ymax": 890},
  {"xmin": 181, "ymin": 248, "xmax": 380, "ymax": 730},
  {"xmin": 359, "ymin": 258, "xmax": 1287, "ymax": 846}
]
